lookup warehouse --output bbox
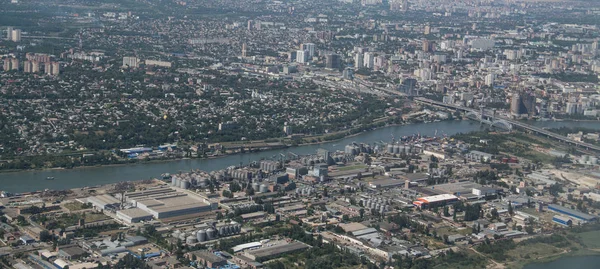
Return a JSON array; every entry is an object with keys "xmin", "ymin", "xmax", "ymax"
[
  {"xmin": 413, "ymin": 194, "xmax": 458, "ymax": 209},
  {"xmin": 547, "ymin": 204, "xmax": 596, "ymax": 222},
  {"xmin": 125, "ymin": 187, "xmax": 214, "ymax": 219},
  {"xmin": 116, "ymin": 208, "xmax": 154, "ymax": 224},
  {"xmin": 552, "ymin": 215, "xmax": 573, "ymax": 226},
  {"xmin": 87, "ymin": 194, "xmax": 121, "ymax": 210},
  {"xmin": 244, "ymin": 241, "xmax": 309, "ymax": 261},
  {"xmin": 368, "ymin": 178, "xmax": 404, "ymax": 189},
  {"xmin": 185, "ymin": 251, "xmax": 227, "ymax": 268}
]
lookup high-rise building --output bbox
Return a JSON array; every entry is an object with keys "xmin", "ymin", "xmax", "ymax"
[
  {"xmin": 398, "ymin": 78, "xmax": 417, "ymax": 95},
  {"xmin": 342, "ymin": 68, "xmax": 354, "ymax": 80},
  {"xmin": 247, "ymin": 20, "xmax": 253, "ymax": 31},
  {"xmin": 31, "ymin": 61, "xmax": 39, "ymax": 73},
  {"xmin": 354, "ymin": 53, "xmax": 363, "ymax": 69},
  {"xmin": 301, "ymin": 43, "xmax": 316, "ymax": 58},
  {"xmin": 24, "ymin": 60, "xmax": 32, "ymax": 73},
  {"xmin": 296, "ymin": 50, "xmax": 308, "ymax": 64},
  {"xmin": 10, "ymin": 58, "xmax": 18, "ymax": 71},
  {"xmin": 402, "ymin": 0, "xmax": 409, "ymax": 11},
  {"xmin": 363, "ymin": 52, "xmax": 375, "ymax": 69},
  {"xmin": 44, "ymin": 62, "xmax": 52, "ymax": 74},
  {"xmin": 325, "ymin": 54, "xmax": 339, "ymax": 69},
  {"xmin": 122, "ymin": 56, "xmax": 139, "ymax": 68},
  {"xmin": 424, "ymin": 25, "xmax": 431, "ymax": 35},
  {"xmin": 10, "ymin": 29, "xmax": 21, "ymax": 42},
  {"xmin": 422, "ymin": 40, "xmax": 432, "ymax": 53},
  {"xmin": 241, "ymin": 43, "xmax": 247, "ymax": 57},
  {"xmin": 511, "ymin": 92, "xmax": 536, "ymax": 117},
  {"xmin": 6, "ymin": 27, "xmax": 13, "ymax": 41},
  {"xmin": 3, "ymin": 58, "xmax": 11, "ymax": 71},
  {"xmin": 51, "ymin": 62, "xmax": 60, "ymax": 76},
  {"xmin": 485, "ymin": 73, "xmax": 495, "ymax": 87}
]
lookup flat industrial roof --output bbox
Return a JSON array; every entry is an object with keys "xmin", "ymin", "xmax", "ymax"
[
  {"xmin": 548, "ymin": 204, "xmax": 596, "ymax": 221},
  {"xmin": 128, "ymin": 187, "xmax": 210, "ymax": 215},
  {"xmin": 339, "ymin": 222, "xmax": 368, "ymax": 233},
  {"xmin": 352, "ymin": 227, "xmax": 378, "ymax": 237},
  {"xmin": 247, "ymin": 241, "xmax": 309, "ymax": 258},
  {"xmin": 88, "ymin": 194, "xmax": 120, "ymax": 206},
  {"xmin": 232, "ymin": 242, "xmax": 262, "ymax": 252},
  {"xmin": 117, "ymin": 208, "xmax": 153, "ymax": 218},
  {"xmin": 417, "ymin": 194, "xmax": 458, "ymax": 203}
]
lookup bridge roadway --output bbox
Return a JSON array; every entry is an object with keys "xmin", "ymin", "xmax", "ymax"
[{"xmin": 414, "ymin": 97, "xmax": 600, "ymax": 152}]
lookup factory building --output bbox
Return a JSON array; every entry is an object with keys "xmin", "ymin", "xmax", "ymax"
[
  {"xmin": 552, "ymin": 215, "xmax": 573, "ymax": 227},
  {"xmin": 87, "ymin": 194, "xmax": 121, "ymax": 210},
  {"xmin": 242, "ymin": 241, "xmax": 310, "ymax": 261},
  {"xmin": 116, "ymin": 208, "xmax": 154, "ymax": 224},
  {"xmin": 413, "ymin": 194, "xmax": 459, "ymax": 209},
  {"xmin": 547, "ymin": 204, "xmax": 596, "ymax": 222},
  {"xmin": 125, "ymin": 187, "xmax": 215, "ymax": 219}
]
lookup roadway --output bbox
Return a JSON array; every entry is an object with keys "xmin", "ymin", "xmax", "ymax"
[{"xmin": 414, "ymin": 97, "xmax": 600, "ymax": 152}]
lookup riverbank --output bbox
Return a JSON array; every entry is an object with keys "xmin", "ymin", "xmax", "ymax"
[
  {"xmin": 519, "ymin": 249, "xmax": 600, "ymax": 269},
  {"xmin": 0, "ymin": 119, "xmax": 410, "ymax": 175},
  {"xmin": 0, "ymin": 121, "xmax": 482, "ymax": 193}
]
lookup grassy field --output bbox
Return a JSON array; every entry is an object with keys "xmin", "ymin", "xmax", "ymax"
[
  {"xmin": 577, "ymin": 230, "xmax": 600, "ymax": 248},
  {"xmin": 63, "ymin": 202, "xmax": 87, "ymax": 211},
  {"xmin": 337, "ymin": 165, "xmax": 367, "ymax": 171}
]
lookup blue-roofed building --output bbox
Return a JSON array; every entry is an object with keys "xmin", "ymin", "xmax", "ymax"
[
  {"xmin": 553, "ymin": 215, "xmax": 573, "ymax": 227},
  {"xmin": 548, "ymin": 204, "xmax": 596, "ymax": 222}
]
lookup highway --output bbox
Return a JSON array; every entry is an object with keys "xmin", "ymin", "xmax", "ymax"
[{"xmin": 414, "ymin": 97, "xmax": 600, "ymax": 152}]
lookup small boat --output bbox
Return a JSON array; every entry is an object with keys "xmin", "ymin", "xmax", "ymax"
[{"xmin": 46, "ymin": 176, "xmax": 55, "ymax": 180}]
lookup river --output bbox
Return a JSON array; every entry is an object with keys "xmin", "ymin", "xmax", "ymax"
[
  {"xmin": 524, "ymin": 255, "xmax": 600, "ymax": 269},
  {"xmin": 1, "ymin": 120, "xmax": 600, "ymax": 193}
]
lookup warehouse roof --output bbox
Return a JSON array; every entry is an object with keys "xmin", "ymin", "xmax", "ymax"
[
  {"xmin": 88, "ymin": 194, "xmax": 120, "ymax": 206},
  {"xmin": 247, "ymin": 241, "xmax": 309, "ymax": 259},
  {"xmin": 118, "ymin": 208, "xmax": 153, "ymax": 218},
  {"xmin": 417, "ymin": 194, "xmax": 458, "ymax": 203},
  {"xmin": 232, "ymin": 242, "xmax": 262, "ymax": 253},
  {"xmin": 548, "ymin": 204, "xmax": 596, "ymax": 221}
]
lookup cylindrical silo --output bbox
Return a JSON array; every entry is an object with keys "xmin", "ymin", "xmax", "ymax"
[
  {"xmin": 219, "ymin": 226, "xmax": 227, "ymax": 236},
  {"xmin": 171, "ymin": 177, "xmax": 178, "ymax": 186},
  {"xmin": 206, "ymin": 228, "xmax": 216, "ymax": 240},
  {"xmin": 186, "ymin": 236, "xmax": 197, "ymax": 244},
  {"xmin": 259, "ymin": 184, "xmax": 268, "ymax": 193},
  {"xmin": 172, "ymin": 230, "xmax": 181, "ymax": 238},
  {"xmin": 180, "ymin": 179, "xmax": 190, "ymax": 189},
  {"xmin": 197, "ymin": 230, "xmax": 207, "ymax": 242}
]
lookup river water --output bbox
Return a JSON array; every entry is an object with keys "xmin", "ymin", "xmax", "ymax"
[
  {"xmin": 1, "ymin": 120, "xmax": 600, "ymax": 193},
  {"xmin": 524, "ymin": 255, "xmax": 600, "ymax": 269}
]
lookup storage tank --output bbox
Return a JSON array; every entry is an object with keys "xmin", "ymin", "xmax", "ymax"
[
  {"xmin": 178, "ymin": 233, "xmax": 186, "ymax": 241},
  {"xmin": 171, "ymin": 177, "xmax": 178, "ymax": 186},
  {"xmin": 393, "ymin": 145, "xmax": 400, "ymax": 154},
  {"xmin": 180, "ymin": 179, "xmax": 190, "ymax": 189},
  {"xmin": 226, "ymin": 225, "xmax": 233, "ymax": 235},
  {"xmin": 234, "ymin": 224, "xmax": 241, "ymax": 233},
  {"xmin": 206, "ymin": 228, "xmax": 216, "ymax": 240},
  {"xmin": 186, "ymin": 236, "xmax": 197, "ymax": 244},
  {"xmin": 259, "ymin": 184, "xmax": 269, "ymax": 193},
  {"xmin": 252, "ymin": 183, "xmax": 260, "ymax": 192},
  {"xmin": 172, "ymin": 230, "xmax": 181, "ymax": 238},
  {"xmin": 219, "ymin": 226, "xmax": 227, "ymax": 236},
  {"xmin": 173, "ymin": 177, "xmax": 180, "ymax": 187},
  {"xmin": 197, "ymin": 230, "xmax": 207, "ymax": 242}
]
